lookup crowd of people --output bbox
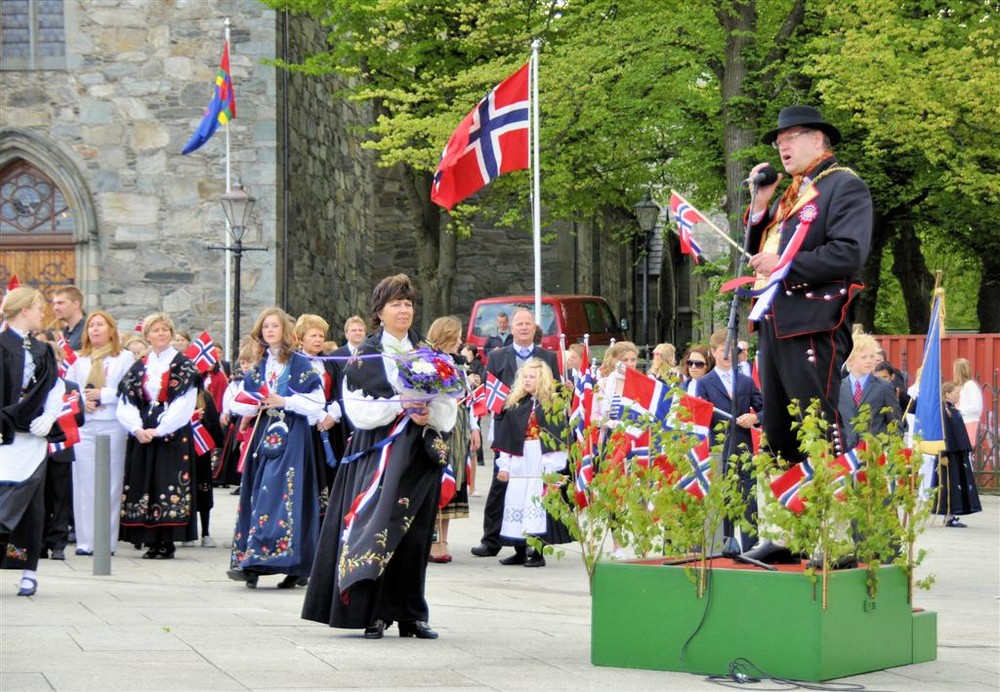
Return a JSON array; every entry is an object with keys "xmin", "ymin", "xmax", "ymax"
[{"xmin": 0, "ymin": 106, "xmax": 986, "ymax": 636}]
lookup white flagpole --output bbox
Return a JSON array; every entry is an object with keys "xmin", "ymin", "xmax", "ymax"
[
  {"xmin": 530, "ymin": 39, "xmax": 542, "ymax": 325},
  {"xmin": 223, "ymin": 18, "xmax": 233, "ymax": 362}
]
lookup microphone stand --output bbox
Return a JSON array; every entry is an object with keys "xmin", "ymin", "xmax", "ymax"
[{"xmin": 719, "ymin": 179, "xmax": 774, "ymax": 572}]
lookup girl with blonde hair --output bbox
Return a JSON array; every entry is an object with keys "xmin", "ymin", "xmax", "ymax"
[{"xmin": 492, "ymin": 358, "xmax": 571, "ymax": 567}]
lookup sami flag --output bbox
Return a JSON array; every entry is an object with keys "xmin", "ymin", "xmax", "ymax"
[
  {"xmin": 184, "ymin": 330, "xmax": 218, "ymax": 375},
  {"xmin": 669, "ymin": 191, "xmax": 706, "ymax": 263},
  {"xmin": 431, "ymin": 64, "xmax": 530, "ymax": 210},
  {"xmin": 913, "ymin": 290, "xmax": 945, "ymax": 453},
  {"xmin": 483, "ymin": 372, "xmax": 511, "ymax": 416},
  {"xmin": 182, "ymin": 42, "xmax": 237, "ymax": 155}
]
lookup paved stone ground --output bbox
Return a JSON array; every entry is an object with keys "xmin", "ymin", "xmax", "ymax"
[{"xmin": 1, "ymin": 464, "xmax": 997, "ymax": 691}]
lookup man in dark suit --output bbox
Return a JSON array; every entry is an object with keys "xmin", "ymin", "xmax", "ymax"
[
  {"xmin": 838, "ymin": 332, "xmax": 902, "ymax": 449},
  {"xmin": 742, "ymin": 106, "xmax": 873, "ymax": 563},
  {"xmin": 483, "ymin": 312, "xmax": 513, "ymax": 354},
  {"xmin": 695, "ymin": 329, "xmax": 763, "ymax": 551},
  {"xmin": 471, "ymin": 307, "xmax": 559, "ymax": 559}
]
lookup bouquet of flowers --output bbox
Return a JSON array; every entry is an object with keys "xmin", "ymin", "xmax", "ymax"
[{"xmin": 394, "ymin": 347, "xmax": 466, "ymax": 401}]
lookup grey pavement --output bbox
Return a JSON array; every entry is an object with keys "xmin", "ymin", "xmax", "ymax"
[{"xmin": 2, "ymin": 464, "xmax": 998, "ymax": 691}]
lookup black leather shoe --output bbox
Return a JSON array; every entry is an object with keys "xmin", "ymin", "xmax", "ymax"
[
  {"xmin": 398, "ymin": 621, "xmax": 438, "ymax": 639},
  {"xmin": 142, "ymin": 547, "xmax": 159, "ymax": 559},
  {"xmin": 245, "ymin": 573, "xmax": 259, "ymax": 589},
  {"xmin": 807, "ymin": 552, "xmax": 858, "ymax": 570},
  {"xmin": 17, "ymin": 577, "xmax": 37, "ymax": 597},
  {"xmin": 499, "ymin": 553, "xmax": 526, "ymax": 565},
  {"xmin": 50, "ymin": 547, "xmax": 66, "ymax": 560},
  {"xmin": 470, "ymin": 543, "xmax": 499, "ymax": 557},
  {"xmin": 226, "ymin": 568, "xmax": 248, "ymax": 581},
  {"xmin": 524, "ymin": 553, "xmax": 546, "ymax": 568},
  {"xmin": 364, "ymin": 619, "xmax": 389, "ymax": 639},
  {"xmin": 946, "ymin": 517, "xmax": 967, "ymax": 528},
  {"xmin": 741, "ymin": 540, "xmax": 799, "ymax": 565},
  {"xmin": 276, "ymin": 574, "xmax": 309, "ymax": 589}
]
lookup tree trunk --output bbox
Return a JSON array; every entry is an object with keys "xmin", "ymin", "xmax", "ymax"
[
  {"xmin": 400, "ymin": 164, "xmax": 454, "ymax": 331},
  {"xmin": 717, "ymin": 1, "xmax": 757, "ymax": 227},
  {"xmin": 977, "ymin": 252, "xmax": 1000, "ymax": 332},
  {"xmin": 854, "ymin": 210, "xmax": 893, "ymax": 332},
  {"xmin": 890, "ymin": 222, "xmax": 934, "ymax": 333}
]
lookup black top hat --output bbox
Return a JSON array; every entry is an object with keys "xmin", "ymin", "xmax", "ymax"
[{"xmin": 762, "ymin": 105, "xmax": 841, "ymax": 146}]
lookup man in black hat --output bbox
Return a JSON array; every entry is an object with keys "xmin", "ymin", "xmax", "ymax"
[{"xmin": 740, "ymin": 105, "xmax": 873, "ymax": 563}]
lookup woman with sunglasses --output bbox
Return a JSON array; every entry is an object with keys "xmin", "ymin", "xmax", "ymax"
[{"xmin": 679, "ymin": 345, "xmax": 714, "ymax": 394}]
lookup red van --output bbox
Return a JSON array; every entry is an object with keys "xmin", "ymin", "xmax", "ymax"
[{"xmin": 466, "ymin": 294, "xmax": 627, "ymax": 357}]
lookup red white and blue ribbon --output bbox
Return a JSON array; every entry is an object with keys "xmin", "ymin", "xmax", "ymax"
[{"xmin": 341, "ymin": 415, "xmax": 410, "ymax": 544}]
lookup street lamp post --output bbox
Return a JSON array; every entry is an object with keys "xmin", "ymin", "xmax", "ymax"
[
  {"xmin": 210, "ymin": 180, "xmax": 266, "ymax": 362},
  {"xmin": 634, "ymin": 194, "xmax": 661, "ymax": 362}
]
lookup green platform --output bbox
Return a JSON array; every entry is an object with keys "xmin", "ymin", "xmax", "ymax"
[{"xmin": 591, "ymin": 559, "xmax": 937, "ymax": 681}]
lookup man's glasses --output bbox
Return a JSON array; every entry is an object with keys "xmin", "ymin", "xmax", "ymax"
[
  {"xmin": 686, "ymin": 360, "xmax": 707, "ymax": 368},
  {"xmin": 772, "ymin": 129, "xmax": 814, "ymax": 149}
]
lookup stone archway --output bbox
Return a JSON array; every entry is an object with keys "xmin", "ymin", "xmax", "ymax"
[{"xmin": 0, "ymin": 128, "xmax": 98, "ymax": 307}]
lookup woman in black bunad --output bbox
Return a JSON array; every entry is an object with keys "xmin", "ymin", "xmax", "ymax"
[
  {"xmin": 116, "ymin": 313, "xmax": 198, "ymax": 559},
  {"xmin": 302, "ymin": 274, "xmax": 457, "ymax": 640},
  {"xmin": 294, "ymin": 313, "xmax": 342, "ymax": 506},
  {"xmin": 493, "ymin": 358, "xmax": 572, "ymax": 568},
  {"xmin": 227, "ymin": 307, "xmax": 326, "ymax": 589},
  {"xmin": 932, "ymin": 381, "xmax": 982, "ymax": 528},
  {"xmin": 0, "ymin": 287, "xmax": 66, "ymax": 596}
]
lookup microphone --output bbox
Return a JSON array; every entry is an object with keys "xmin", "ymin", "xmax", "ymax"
[{"xmin": 745, "ymin": 164, "xmax": 778, "ymax": 187}]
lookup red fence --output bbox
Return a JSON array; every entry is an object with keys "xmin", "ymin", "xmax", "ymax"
[{"xmin": 878, "ymin": 333, "xmax": 999, "ymax": 492}]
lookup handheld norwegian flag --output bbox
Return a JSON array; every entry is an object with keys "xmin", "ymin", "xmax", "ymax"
[
  {"xmin": 184, "ymin": 331, "xmax": 218, "ymax": 374},
  {"xmin": 134, "ymin": 319, "xmax": 145, "ymax": 334},
  {"xmin": 669, "ymin": 191, "xmax": 707, "ymax": 263},
  {"xmin": 53, "ymin": 391, "xmax": 81, "ymax": 448},
  {"xmin": 439, "ymin": 464, "xmax": 457, "ymax": 509},
  {"xmin": 235, "ymin": 383, "xmax": 270, "ymax": 406},
  {"xmin": 1, "ymin": 275, "xmax": 19, "ymax": 331},
  {"xmin": 431, "ymin": 64, "xmax": 530, "ymax": 211},
  {"xmin": 56, "ymin": 336, "xmax": 77, "ymax": 377},
  {"xmin": 483, "ymin": 372, "xmax": 511, "ymax": 416},
  {"xmin": 470, "ymin": 383, "xmax": 488, "ymax": 419},
  {"xmin": 191, "ymin": 413, "xmax": 217, "ymax": 456}
]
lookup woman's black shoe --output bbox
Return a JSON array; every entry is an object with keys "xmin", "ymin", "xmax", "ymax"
[
  {"xmin": 364, "ymin": 619, "xmax": 389, "ymax": 639},
  {"xmin": 245, "ymin": 573, "xmax": 259, "ymax": 589},
  {"xmin": 398, "ymin": 621, "xmax": 438, "ymax": 639},
  {"xmin": 142, "ymin": 547, "xmax": 159, "ymax": 559},
  {"xmin": 276, "ymin": 574, "xmax": 308, "ymax": 589},
  {"xmin": 158, "ymin": 543, "xmax": 176, "ymax": 559}
]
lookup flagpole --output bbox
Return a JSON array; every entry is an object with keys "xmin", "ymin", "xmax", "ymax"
[
  {"xmin": 530, "ymin": 39, "xmax": 542, "ymax": 324},
  {"xmin": 670, "ymin": 189, "xmax": 751, "ymax": 259},
  {"xmin": 224, "ymin": 18, "xmax": 233, "ymax": 363}
]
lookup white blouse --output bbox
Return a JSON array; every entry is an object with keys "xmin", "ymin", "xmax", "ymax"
[
  {"xmin": 115, "ymin": 347, "xmax": 197, "ymax": 437},
  {"xmin": 65, "ymin": 350, "xmax": 135, "ymax": 421}
]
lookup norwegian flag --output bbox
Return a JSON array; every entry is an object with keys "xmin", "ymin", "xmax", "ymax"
[
  {"xmin": 191, "ymin": 416, "xmax": 216, "ymax": 456},
  {"xmin": 134, "ymin": 319, "xmax": 145, "ymax": 334},
  {"xmin": 619, "ymin": 368, "xmax": 714, "ymax": 439},
  {"xmin": 573, "ymin": 426, "xmax": 599, "ymax": 508},
  {"xmin": 569, "ymin": 367, "xmax": 595, "ymax": 439},
  {"xmin": 770, "ymin": 444, "xmax": 869, "ymax": 514},
  {"xmin": 53, "ymin": 391, "xmax": 81, "ymax": 448},
  {"xmin": 234, "ymin": 383, "xmax": 270, "ymax": 406},
  {"xmin": 470, "ymin": 383, "xmax": 488, "ymax": 418},
  {"xmin": 431, "ymin": 64, "xmax": 530, "ymax": 210},
  {"xmin": 483, "ymin": 372, "xmax": 511, "ymax": 415},
  {"xmin": 56, "ymin": 336, "xmax": 77, "ymax": 377},
  {"xmin": 439, "ymin": 464, "xmax": 457, "ymax": 509},
  {"xmin": 675, "ymin": 439, "xmax": 713, "ymax": 499},
  {"xmin": 184, "ymin": 330, "xmax": 218, "ymax": 374},
  {"xmin": 669, "ymin": 190, "xmax": 706, "ymax": 263},
  {"xmin": 751, "ymin": 426, "xmax": 762, "ymax": 455}
]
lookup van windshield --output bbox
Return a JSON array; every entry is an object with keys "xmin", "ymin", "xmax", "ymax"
[{"xmin": 472, "ymin": 303, "xmax": 557, "ymax": 337}]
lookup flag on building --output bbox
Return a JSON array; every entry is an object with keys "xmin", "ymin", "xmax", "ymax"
[
  {"xmin": 182, "ymin": 41, "xmax": 236, "ymax": 155},
  {"xmin": 669, "ymin": 191, "xmax": 707, "ymax": 263},
  {"xmin": 431, "ymin": 64, "xmax": 530, "ymax": 210},
  {"xmin": 184, "ymin": 330, "xmax": 218, "ymax": 374}
]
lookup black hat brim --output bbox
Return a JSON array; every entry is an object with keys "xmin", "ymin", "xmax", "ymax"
[{"xmin": 762, "ymin": 121, "xmax": 842, "ymax": 146}]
